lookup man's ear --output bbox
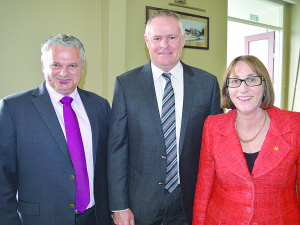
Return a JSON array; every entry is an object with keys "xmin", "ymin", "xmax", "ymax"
[
  {"xmin": 41, "ymin": 60, "xmax": 45, "ymax": 70},
  {"xmin": 144, "ymin": 35, "xmax": 149, "ymax": 48},
  {"xmin": 181, "ymin": 32, "xmax": 186, "ymax": 47},
  {"xmin": 81, "ymin": 61, "xmax": 85, "ymax": 73}
]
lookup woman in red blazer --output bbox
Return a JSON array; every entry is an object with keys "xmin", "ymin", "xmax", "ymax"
[{"xmin": 193, "ymin": 55, "xmax": 300, "ymax": 225}]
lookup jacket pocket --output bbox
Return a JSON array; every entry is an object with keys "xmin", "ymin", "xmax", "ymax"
[
  {"xmin": 128, "ymin": 164, "xmax": 140, "ymax": 181},
  {"xmin": 17, "ymin": 200, "xmax": 40, "ymax": 216},
  {"xmin": 192, "ymin": 103, "xmax": 210, "ymax": 113}
]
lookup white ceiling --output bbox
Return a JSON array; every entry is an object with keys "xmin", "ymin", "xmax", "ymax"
[
  {"xmin": 274, "ymin": 0, "xmax": 299, "ymax": 4},
  {"xmin": 282, "ymin": 0, "xmax": 300, "ymax": 3}
]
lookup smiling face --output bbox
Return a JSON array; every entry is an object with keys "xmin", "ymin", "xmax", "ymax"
[
  {"xmin": 42, "ymin": 45, "xmax": 84, "ymax": 96},
  {"xmin": 144, "ymin": 16, "xmax": 186, "ymax": 72},
  {"xmin": 228, "ymin": 61, "xmax": 265, "ymax": 115}
]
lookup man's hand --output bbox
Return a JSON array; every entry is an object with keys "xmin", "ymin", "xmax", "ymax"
[{"xmin": 113, "ymin": 209, "xmax": 135, "ymax": 225}]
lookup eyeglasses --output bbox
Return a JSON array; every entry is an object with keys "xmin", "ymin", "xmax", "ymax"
[{"xmin": 226, "ymin": 76, "xmax": 265, "ymax": 88}]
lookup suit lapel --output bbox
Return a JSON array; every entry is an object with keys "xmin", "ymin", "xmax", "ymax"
[
  {"xmin": 252, "ymin": 107, "xmax": 291, "ymax": 178},
  {"xmin": 215, "ymin": 110, "xmax": 251, "ymax": 181},
  {"xmin": 140, "ymin": 62, "xmax": 165, "ymax": 149},
  {"xmin": 216, "ymin": 108, "xmax": 292, "ymax": 180},
  {"xmin": 79, "ymin": 89, "xmax": 99, "ymax": 165},
  {"xmin": 179, "ymin": 63, "xmax": 195, "ymax": 155},
  {"xmin": 31, "ymin": 82, "xmax": 71, "ymax": 164}
]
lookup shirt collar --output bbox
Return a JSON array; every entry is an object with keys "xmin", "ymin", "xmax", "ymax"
[
  {"xmin": 151, "ymin": 61, "xmax": 182, "ymax": 83},
  {"xmin": 45, "ymin": 82, "xmax": 79, "ymax": 105}
]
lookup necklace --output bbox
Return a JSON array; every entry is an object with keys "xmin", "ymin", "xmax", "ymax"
[{"xmin": 235, "ymin": 110, "xmax": 267, "ymax": 143}]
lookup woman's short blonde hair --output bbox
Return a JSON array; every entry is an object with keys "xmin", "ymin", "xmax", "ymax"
[{"xmin": 221, "ymin": 55, "xmax": 274, "ymax": 109}]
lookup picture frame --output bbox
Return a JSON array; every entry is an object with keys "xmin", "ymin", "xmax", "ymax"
[{"xmin": 146, "ymin": 6, "xmax": 209, "ymax": 50}]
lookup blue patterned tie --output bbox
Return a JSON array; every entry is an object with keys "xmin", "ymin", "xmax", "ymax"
[{"xmin": 161, "ymin": 73, "xmax": 178, "ymax": 193}]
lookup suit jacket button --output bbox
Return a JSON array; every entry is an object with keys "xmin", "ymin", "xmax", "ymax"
[
  {"xmin": 70, "ymin": 204, "xmax": 75, "ymax": 208},
  {"xmin": 245, "ymin": 193, "xmax": 253, "ymax": 199},
  {"xmin": 162, "ymin": 156, "xmax": 166, "ymax": 159},
  {"xmin": 159, "ymin": 182, "xmax": 164, "ymax": 185},
  {"xmin": 70, "ymin": 175, "xmax": 75, "ymax": 180},
  {"xmin": 244, "ymin": 207, "xmax": 252, "ymax": 214}
]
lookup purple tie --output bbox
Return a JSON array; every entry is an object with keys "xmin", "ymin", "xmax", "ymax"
[{"xmin": 60, "ymin": 96, "xmax": 90, "ymax": 213}]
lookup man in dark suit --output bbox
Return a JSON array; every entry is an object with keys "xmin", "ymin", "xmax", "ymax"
[
  {"xmin": 0, "ymin": 34, "xmax": 111, "ymax": 225},
  {"xmin": 107, "ymin": 10, "xmax": 223, "ymax": 225}
]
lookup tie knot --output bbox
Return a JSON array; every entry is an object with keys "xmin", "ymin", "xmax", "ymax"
[
  {"xmin": 60, "ymin": 96, "xmax": 73, "ymax": 104},
  {"xmin": 162, "ymin": 73, "xmax": 172, "ymax": 82}
]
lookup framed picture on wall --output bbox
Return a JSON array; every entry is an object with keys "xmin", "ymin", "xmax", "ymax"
[{"xmin": 146, "ymin": 6, "xmax": 209, "ymax": 50}]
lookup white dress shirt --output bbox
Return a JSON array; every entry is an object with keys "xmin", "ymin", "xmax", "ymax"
[
  {"xmin": 46, "ymin": 83, "xmax": 95, "ymax": 210},
  {"xmin": 151, "ymin": 62, "xmax": 184, "ymax": 184}
]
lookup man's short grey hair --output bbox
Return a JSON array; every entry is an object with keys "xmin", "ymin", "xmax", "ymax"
[
  {"xmin": 41, "ymin": 34, "xmax": 85, "ymax": 67},
  {"xmin": 144, "ymin": 9, "xmax": 185, "ymax": 37}
]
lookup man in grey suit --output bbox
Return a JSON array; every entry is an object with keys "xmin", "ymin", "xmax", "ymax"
[
  {"xmin": 108, "ymin": 10, "xmax": 223, "ymax": 225},
  {"xmin": 0, "ymin": 34, "xmax": 111, "ymax": 225}
]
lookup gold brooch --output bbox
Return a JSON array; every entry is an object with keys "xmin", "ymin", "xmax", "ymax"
[{"xmin": 274, "ymin": 147, "xmax": 279, "ymax": 151}]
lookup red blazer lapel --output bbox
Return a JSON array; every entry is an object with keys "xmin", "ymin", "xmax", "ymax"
[
  {"xmin": 252, "ymin": 107, "xmax": 291, "ymax": 178},
  {"xmin": 215, "ymin": 109, "xmax": 252, "ymax": 181}
]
